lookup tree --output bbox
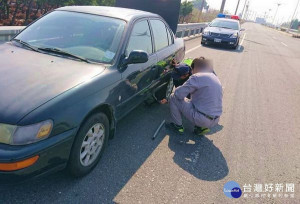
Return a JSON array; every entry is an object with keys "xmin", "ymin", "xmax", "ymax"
[
  {"xmin": 291, "ymin": 19, "xmax": 299, "ymax": 30},
  {"xmin": 193, "ymin": 0, "xmax": 208, "ymax": 22},
  {"xmin": 0, "ymin": 0, "xmax": 116, "ymax": 26},
  {"xmin": 193, "ymin": 0, "xmax": 207, "ymax": 11},
  {"xmin": 180, "ymin": 0, "xmax": 193, "ymax": 23},
  {"xmin": 97, "ymin": 0, "xmax": 115, "ymax": 6}
]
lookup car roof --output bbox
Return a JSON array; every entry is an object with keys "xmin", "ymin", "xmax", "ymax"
[
  {"xmin": 214, "ymin": 18, "xmax": 240, "ymax": 23},
  {"xmin": 56, "ymin": 6, "xmax": 160, "ymax": 21}
]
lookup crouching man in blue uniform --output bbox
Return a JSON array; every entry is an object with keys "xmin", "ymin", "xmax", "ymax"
[{"xmin": 166, "ymin": 57, "xmax": 223, "ymax": 136}]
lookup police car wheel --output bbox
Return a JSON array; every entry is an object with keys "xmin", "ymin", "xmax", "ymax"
[{"xmin": 233, "ymin": 39, "xmax": 239, "ymax": 49}]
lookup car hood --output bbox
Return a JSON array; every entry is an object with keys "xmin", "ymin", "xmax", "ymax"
[
  {"xmin": 205, "ymin": 26, "xmax": 238, "ymax": 35},
  {"xmin": 0, "ymin": 43, "xmax": 106, "ymax": 124}
]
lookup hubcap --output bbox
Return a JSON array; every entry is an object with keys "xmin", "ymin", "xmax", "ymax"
[{"xmin": 80, "ymin": 123, "xmax": 105, "ymax": 166}]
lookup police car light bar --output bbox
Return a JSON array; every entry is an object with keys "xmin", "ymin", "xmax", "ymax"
[
  {"xmin": 217, "ymin": 13, "xmax": 225, "ymax": 18},
  {"xmin": 217, "ymin": 13, "xmax": 240, "ymax": 20},
  {"xmin": 231, "ymin": 15, "xmax": 240, "ymax": 20}
]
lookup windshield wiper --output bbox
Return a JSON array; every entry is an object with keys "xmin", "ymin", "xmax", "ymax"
[
  {"xmin": 220, "ymin": 26, "xmax": 235, "ymax": 30},
  {"xmin": 11, "ymin": 39, "xmax": 40, "ymax": 52},
  {"xmin": 38, "ymin": 47, "xmax": 91, "ymax": 63}
]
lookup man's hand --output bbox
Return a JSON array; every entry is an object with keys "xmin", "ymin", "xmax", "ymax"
[
  {"xmin": 160, "ymin": 99, "xmax": 168, "ymax": 104},
  {"xmin": 171, "ymin": 59, "xmax": 177, "ymax": 67}
]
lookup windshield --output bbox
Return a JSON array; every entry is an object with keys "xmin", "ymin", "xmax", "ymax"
[
  {"xmin": 210, "ymin": 19, "xmax": 239, "ymax": 30},
  {"xmin": 15, "ymin": 11, "xmax": 126, "ymax": 64}
]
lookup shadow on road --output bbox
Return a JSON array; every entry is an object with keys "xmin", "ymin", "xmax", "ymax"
[
  {"xmin": 167, "ymin": 126, "xmax": 228, "ymax": 181},
  {"xmin": 0, "ymin": 103, "xmax": 228, "ymax": 203},
  {"xmin": 206, "ymin": 124, "xmax": 224, "ymax": 135},
  {"xmin": 0, "ymin": 104, "xmax": 170, "ymax": 203},
  {"xmin": 202, "ymin": 44, "xmax": 244, "ymax": 53},
  {"xmin": 244, "ymin": 39, "xmax": 264, "ymax": 45}
]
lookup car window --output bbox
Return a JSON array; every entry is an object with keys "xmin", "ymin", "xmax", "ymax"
[
  {"xmin": 210, "ymin": 19, "xmax": 239, "ymax": 30},
  {"xmin": 126, "ymin": 20, "xmax": 153, "ymax": 56},
  {"xmin": 150, "ymin": 20, "xmax": 169, "ymax": 51},
  {"xmin": 15, "ymin": 11, "xmax": 126, "ymax": 64},
  {"xmin": 167, "ymin": 28, "xmax": 174, "ymax": 45}
]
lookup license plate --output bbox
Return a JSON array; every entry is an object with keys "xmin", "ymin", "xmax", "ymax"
[{"xmin": 214, "ymin": 38, "xmax": 221, "ymax": 43}]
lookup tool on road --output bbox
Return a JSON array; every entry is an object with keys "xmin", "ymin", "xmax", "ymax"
[{"xmin": 152, "ymin": 120, "xmax": 165, "ymax": 140}]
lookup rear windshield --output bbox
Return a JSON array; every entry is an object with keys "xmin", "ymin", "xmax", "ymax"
[
  {"xmin": 210, "ymin": 19, "xmax": 239, "ymax": 30},
  {"xmin": 15, "ymin": 11, "xmax": 126, "ymax": 64}
]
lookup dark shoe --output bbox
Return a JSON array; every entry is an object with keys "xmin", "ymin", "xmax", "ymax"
[
  {"xmin": 194, "ymin": 126, "xmax": 210, "ymax": 136},
  {"xmin": 165, "ymin": 122, "xmax": 184, "ymax": 134}
]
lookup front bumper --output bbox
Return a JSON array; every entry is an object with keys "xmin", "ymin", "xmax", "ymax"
[
  {"xmin": 202, "ymin": 35, "xmax": 238, "ymax": 46},
  {"xmin": 0, "ymin": 128, "xmax": 76, "ymax": 184}
]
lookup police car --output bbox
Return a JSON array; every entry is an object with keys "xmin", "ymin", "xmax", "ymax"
[{"xmin": 201, "ymin": 14, "xmax": 245, "ymax": 49}]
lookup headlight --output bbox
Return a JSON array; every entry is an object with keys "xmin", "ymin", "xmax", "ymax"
[
  {"xmin": 203, "ymin": 30, "xmax": 210, "ymax": 36},
  {"xmin": 0, "ymin": 120, "xmax": 53, "ymax": 145},
  {"xmin": 0, "ymin": 124, "xmax": 16, "ymax": 144},
  {"xmin": 230, "ymin": 33, "xmax": 238, "ymax": 38}
]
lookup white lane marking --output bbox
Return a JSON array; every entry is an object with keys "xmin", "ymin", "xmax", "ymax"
[
  {"xmin": 186, "ymin": 44, "xmax": 202, "ymax": 54},
  {"xmin": 238, "ymin": 33, "xmax": 246, "ymax": 51},
  {"xmin": 281, "ymin": 42, "xmax": 288, "ymax": 47}
]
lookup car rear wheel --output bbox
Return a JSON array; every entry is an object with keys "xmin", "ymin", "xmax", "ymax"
[
  {"xmin": 145, "ymin": 77, "xmax": 174, "ymax": 105},
  {"xmin": 68, "ymin": 112, "xmax": 109, "ymax": 177},
  {"xmin": 165, "ymin": 77, "xmax": 174, "ymax": 99}
]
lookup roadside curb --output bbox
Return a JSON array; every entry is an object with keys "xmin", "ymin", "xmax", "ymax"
[
  {"xmin": 292, "ymin": 34, "xmax": 300, "ymax": 38},
  {"xmin": 183, "ymin": 34, "xmax": 202, "ymax": 41}
]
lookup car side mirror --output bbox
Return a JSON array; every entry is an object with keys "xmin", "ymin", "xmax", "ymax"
[
  {"xmin": 240, "ymin": 28, "xmax": 245, "ymax": 31},
  {"xmin": 122, "ymin": 50, "xmax": 149, "ymax": 66}
]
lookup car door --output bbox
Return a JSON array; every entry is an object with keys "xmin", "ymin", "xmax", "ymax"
[
  {"xmin": 148, "ymin": 19, "xmax": 176, "ymax": 99},
  {"xmin": 117, "ymin": 19, "xmax": 157, "ymax": 118}
]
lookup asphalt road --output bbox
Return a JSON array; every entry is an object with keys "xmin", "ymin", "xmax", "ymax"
[{"xmin": 0, "ymin": 22, "xmax": 299, "ymax": 204}]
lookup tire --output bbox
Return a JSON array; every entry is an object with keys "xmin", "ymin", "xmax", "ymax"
[
  {"xmin": 145, "ymin": 77, "xmax": 174, "ymax": 105},
  {"xmin": 68, "ymin": 112, "xmax": 109, "ymax": 177},
  {"xmin": 233, "ymin": 39, "xmax": 239, "ymax": 49},
  {"xmin": 165, "ymin": 77, "xmax": 174, "ymax": 99}
]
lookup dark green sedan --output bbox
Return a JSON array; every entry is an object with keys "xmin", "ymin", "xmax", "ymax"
[{"xmin": 0, "ymin": 6, "xmax": 184, "ymax": 182}]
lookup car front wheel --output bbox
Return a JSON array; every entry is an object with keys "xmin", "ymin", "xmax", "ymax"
[
  {"xmin": 68, "ymin": 112, "xmax": 109, "ymax": 177},
  {"xmin": 233, "ymin": 39, "xmax": 239, "ymax": 49}
]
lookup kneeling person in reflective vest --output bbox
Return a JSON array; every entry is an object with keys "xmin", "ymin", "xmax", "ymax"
[{"xmin": 166, "ymin": 57, "xmax": 223, "ymax": 135}]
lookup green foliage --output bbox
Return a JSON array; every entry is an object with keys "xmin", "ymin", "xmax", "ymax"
[
  {"xmin": 0, "ymin": 0, "xmax": 116, "ymax": 26},
  {"xmin": 281, "ymin": 19, "xmax": 300, "ymax": 30},
  {"xmin": 97, "ymin": 0, "xmax": 115, "ymax": 6},
  {"xmin": 193, "ymin": 0, "xmax": 207, "ymax": 11},
  {"xmin": 291, "ymin": 19, "xmax": 299, "ymax": 30},
  {"xmin": 179, "ymin": 1, "xmax": 193, "ymax": 23}
]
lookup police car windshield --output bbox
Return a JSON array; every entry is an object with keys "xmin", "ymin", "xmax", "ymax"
[
  {"xmin": 210, "ymin": 19, "xmax": 239, "ymax": 30},
  {"xmin": 14, "ymin": 11, "xmax": 126, "ymax": 64}
]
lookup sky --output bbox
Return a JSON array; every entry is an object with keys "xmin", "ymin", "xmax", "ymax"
[{"xmin": 183, "ymin": 0, "xmax": 300, "ymax": 24}]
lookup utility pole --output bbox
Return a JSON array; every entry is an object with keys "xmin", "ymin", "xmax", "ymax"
[
  {"xmin": 287, "ymin": 0, "xmax": 300, "ymax": 32},
  {"xmin": 241, "ymin": 0, "xmax": 248, "ymax": 19},
  {"xmin": 272, "ymin": 3, "xmax": 282, "ymax": 26},
  {"xmin": 266, "ymin": 9, "xmax": 271, "ymax": 24},
  {"xmin": 244, "ymin": 3, "xmax": 249, "ymax": 20},
  {"xmin": 253, "ymin": 11, "xmax": 257, "ymax": 21},
  {"xmin": 220, "ymin": 0, "xmax": 226, "ymax": 13},
  {"xmin": 235, "ymin": 0, "xmax": 241, "ymax": 15},
  {"xmin": 197, "ymin": 0, "xmax": 205, "ymax": 22}
]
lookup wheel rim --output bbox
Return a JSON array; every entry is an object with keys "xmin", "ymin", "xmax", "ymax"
[
  {"xmin": 80, "ymin": 123, "xmax": 105, "ymax": 166},
  {"xmin": 165, "ymin": 78, "xmax": 174, "ymax": 99}
]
